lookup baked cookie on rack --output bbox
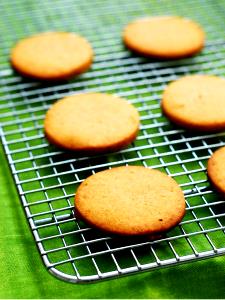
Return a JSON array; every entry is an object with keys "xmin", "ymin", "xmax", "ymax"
[
  {"xmin": 10, "ymin": 32, "xmax": 93, "ymax": 81},
  {"xmin": 207, "ymin": 146, "xmax": 225, "ymax": 195},
  {"xmin": 123, "ymin": 16, "xmax": 205, "ymax": 59},
  {"xmin": 161, "ymin": 75, "xmax": 225, "ymax": 131},
  {"xmin": 44, "ymin": 93, "xmax": 139, "ymax": 153},
  {"xmin": 75, "ymin": 166, "xmax": 186, "ymax": 235}
]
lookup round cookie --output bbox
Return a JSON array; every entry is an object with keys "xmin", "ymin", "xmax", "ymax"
[
  {"xmin": 10, "ymin": 32, "xmax": 93, "ymax": 80},
  {"xmin": 44, "ymin": 93, "xmax": 139, "ymax": 152},
  {"xmin": 161, "ymin": 75, "xmax": 225, "ymax": 131},
  {"xmin": 123, "ymin": 16, "xmax": 205, "ymax": 59},
  {"xmin": 207, "ymin": 146, "xmax": 225, "ymax": 195},
  {"xmin": 75, "ymin": 166, "xmax": 186, "ymax": 235}
]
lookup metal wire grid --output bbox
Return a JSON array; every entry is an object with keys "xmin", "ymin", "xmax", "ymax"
[{"xmin": 0, "ymin": 0, "xmax": 225, "ymax": 283}]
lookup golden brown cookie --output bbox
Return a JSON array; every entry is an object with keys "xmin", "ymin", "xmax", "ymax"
[
  {"xmin": 10, "ymin": 32, "xmax": 93, "ymax": 80},
  {"xmin": 75, "ymin": 166, "xmax": 186, "ymax": 235},
  {"xmin": 123, "ymin": 16, "xmax": 205, "ymax": 59},
  {"xmin": 161, "ymin": 75, "xmax": 225, "ymax": 131},
  {"xmin": 207, "ymin": 146, "xmax": 225, "ymax": 195},
  {"xmin": 44, "ymin": 93, "xmax": 139, "ymax": 153}
]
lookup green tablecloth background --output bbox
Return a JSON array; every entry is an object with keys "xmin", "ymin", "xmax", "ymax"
[{"xmin": 0, "ymin": 144, "xmax": 225, "ymax": 299}]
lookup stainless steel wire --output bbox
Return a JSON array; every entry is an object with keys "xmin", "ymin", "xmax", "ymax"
[{"xmin": 0, "ymin": 0, "xmax": 225, "ymax": 283}]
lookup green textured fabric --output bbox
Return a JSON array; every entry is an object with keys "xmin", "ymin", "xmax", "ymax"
[
  {"xmin": 0, "ymin": 144, "xmax": 225, "ymax": 299},
  {"xmin": 1, "ymin": 0, "xmax": 225, "ymax": 298}
]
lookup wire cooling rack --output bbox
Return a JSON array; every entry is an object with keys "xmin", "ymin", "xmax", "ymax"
[{"xmin": 0, "ymin": 0, "xmax": 225, "ymax": 283}]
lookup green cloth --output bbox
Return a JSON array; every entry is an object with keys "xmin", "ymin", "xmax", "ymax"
[
  {"xmin": 1, "ymin": 0, "xmax": 225, "ymax": 298},
  {"xmin": 0, "ymin": 144, "xmax": 225, "ymax": 299}
]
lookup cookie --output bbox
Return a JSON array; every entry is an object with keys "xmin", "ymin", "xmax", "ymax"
[
  {"xmin": 123, "ymin": 16, "xmax": 205, "ymax": 59},
  {"xmin": 44, "ymin": 93, "xmax": 139, "ymax": 153},
  {"xmin": 207, "ymin": 146, "xmax": 225, "ymax": 195},
  {"xmin": 75, "ymin": 166, "xmax": 186, "ymax": 235},
  {"xmin": 10, "ymin": 32, "xmax": 93, "ymax": 81},
  {"xmin": 161, "ymin": 75, "xmax": 225, "ymax": 131}
]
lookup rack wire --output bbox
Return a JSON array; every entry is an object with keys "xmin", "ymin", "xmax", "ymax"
[{"xmin": 0, "ymin": 0, "xmax": 225, "ymax": 283}]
